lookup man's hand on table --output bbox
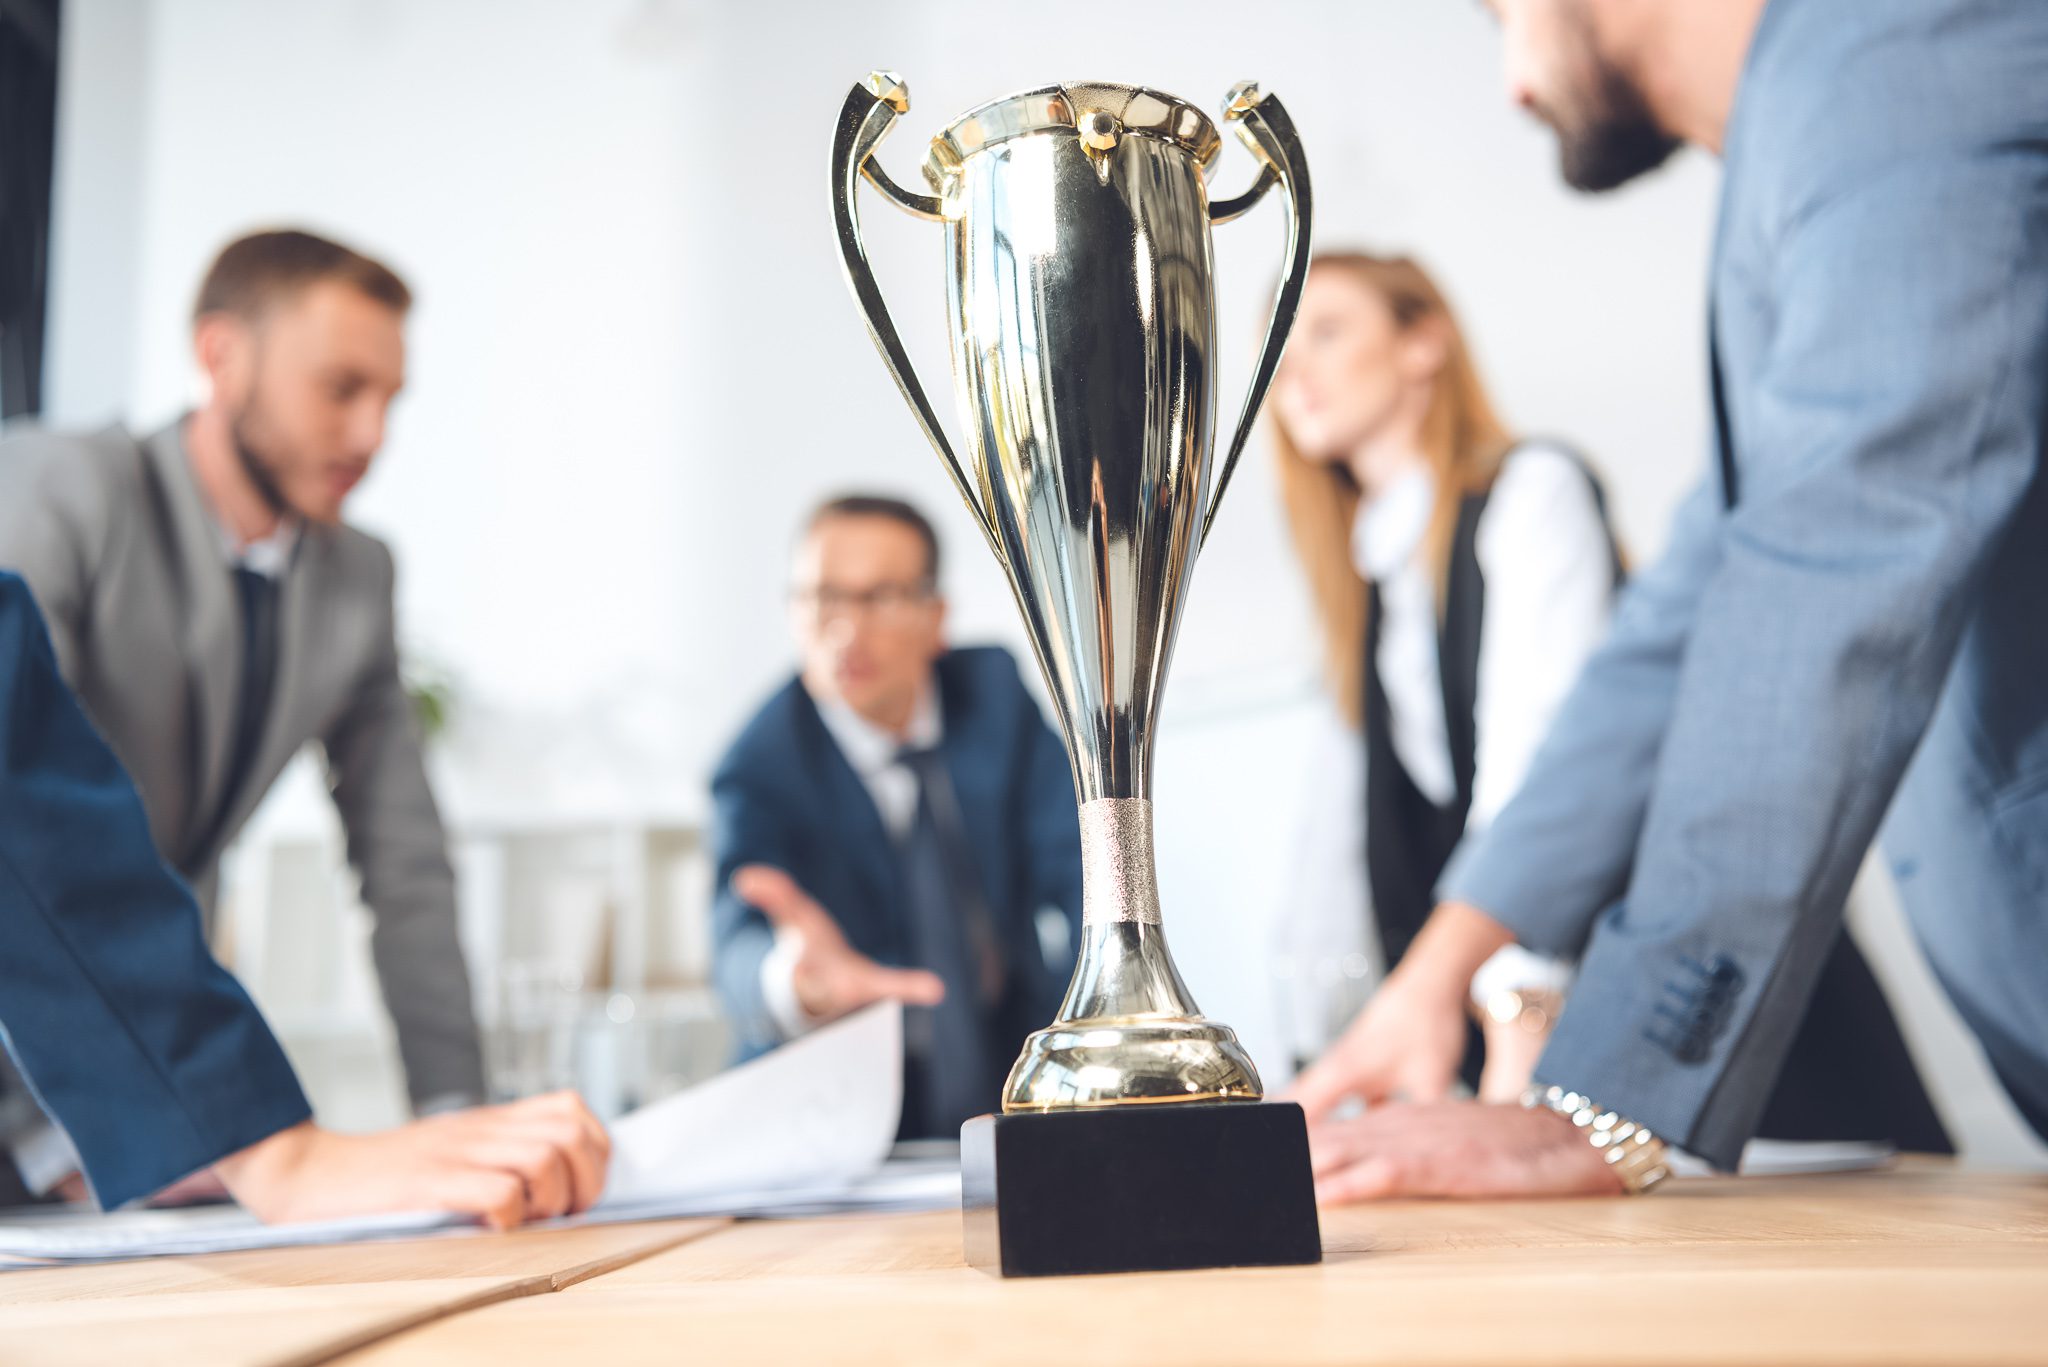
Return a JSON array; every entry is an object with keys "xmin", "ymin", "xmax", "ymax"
[
  {"xmin": 1282, "ymin": 900, "xmax": 1625, "ymax": 1203},
  {"xmin": 214, "ymin": 1091, "xmax": 611, "ymax": 1229},
  {"xmin": 1284, "ymin": 901, "xmax": 1518, "ymax": 1120},
  {"xmin": 1308, "ymin": 1100, "xmax": 1623, "ymax": 1203}
]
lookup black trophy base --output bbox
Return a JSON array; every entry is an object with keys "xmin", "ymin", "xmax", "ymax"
[{"xmin": 960, "ymin": 1101, "xmax": 1321, "ymax": 1277}]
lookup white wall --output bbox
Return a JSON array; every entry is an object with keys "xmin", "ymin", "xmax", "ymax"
[
  {"xmin": 43, "ymin": 0, "xmax": 149, "ymax": 424},
  {"xmin": 45, "ymin": 0, "xmax": 2041, "ymax": 1164},
  {"xmin": 50, "ymin": 0, "xmax": 1719, "ymax": 751}
]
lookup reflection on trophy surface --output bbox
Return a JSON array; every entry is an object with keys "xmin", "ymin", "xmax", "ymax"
[{"xmin": 831, "ymin": 73, "xmax": 1312, "ymax": 1119}]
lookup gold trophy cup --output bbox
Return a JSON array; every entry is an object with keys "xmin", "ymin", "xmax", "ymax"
[{"xmin": 831, "ymin": 73, "xmax": 1319, "ymax": 1276}]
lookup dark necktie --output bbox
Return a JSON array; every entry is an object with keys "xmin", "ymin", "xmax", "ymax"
[
  {"xmin": 221, "ymin": 566, "xmax": 281, "ymax": 824},
  {"xmin": 892, "ymin": 745, "xmax": 1006, "ymax": 1138}
]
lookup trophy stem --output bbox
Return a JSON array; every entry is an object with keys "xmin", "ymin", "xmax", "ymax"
[
  {"xmin": 1001, "ymin": 798, "xmax": 1263, "ymax": 1111},
  {"xmin": 1078, "ymin": 797, "xmax": 1165, "ymax": 926}
]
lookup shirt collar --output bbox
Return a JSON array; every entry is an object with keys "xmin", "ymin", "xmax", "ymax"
[
  {"xmin": 179, "ymin": 416, "xmax": 304, "ymax": 579},
  {"xmin": 201, "ymin": 497, "xmax": 302, "ymax": 579},
  {"xmin": 814, "ymin": 678, "xmax": 943, "ymax": 778},
  {"xmin": 1351, "ymin": 464, "xmax": 1434, "ymax": 581},
  {"xmin": 231, "ymin": 519, "xmax": 303, "ymax": 579}
]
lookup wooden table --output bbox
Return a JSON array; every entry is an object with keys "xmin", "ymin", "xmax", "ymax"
[
  {"xmin": 4, "ymin": 1163, "xmax": 2043, "ymax": 1366},
  {"xmin": 0, "ymin": 1219, "xmax": 727, "ymax": 1365}
]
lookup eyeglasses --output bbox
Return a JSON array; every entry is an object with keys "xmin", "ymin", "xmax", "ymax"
[{"xmin": 790, "ymin": 580, "xmax": 938, "ymax": 623}]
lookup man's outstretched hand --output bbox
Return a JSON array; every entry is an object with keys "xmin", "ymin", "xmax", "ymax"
[{"xmin": 734, "ymin": 864, "xmax": 945, "ymax": 1023}]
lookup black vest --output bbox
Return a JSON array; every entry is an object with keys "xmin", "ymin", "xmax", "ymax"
[{"xmin": 1360, "ymin": 446, "xmax": 1951, "ymax": 1150}]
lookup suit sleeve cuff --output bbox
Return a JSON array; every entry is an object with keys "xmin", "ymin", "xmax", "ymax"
[
  {"xmin": 1469, "ymin": 945, "xmax": 1575, "ymax": 1008},
  {"xmin": 1527, "ymin": 916, "xmax": 1759, "ymax": 1172},
  {"xmin": 759, "ymin": 935, "xmax": 824, "ymax": 1041},
  {"xmin": 8, "ymin": 1116, "xmax": 80, "ymax": 1197}
]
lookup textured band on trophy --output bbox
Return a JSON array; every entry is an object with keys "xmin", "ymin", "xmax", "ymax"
[{"xmin": 831, "ymin": 73, "xmax": 1319, "ymax": 1277}]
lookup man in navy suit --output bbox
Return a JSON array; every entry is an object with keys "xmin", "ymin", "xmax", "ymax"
[
  {"xmin": 711, "ymin": 495, "xmax": 1083, "ymax": 1139},
  {"xmin": 0, "ymin": 570, "xmax": 609, "ymax": 1224}
]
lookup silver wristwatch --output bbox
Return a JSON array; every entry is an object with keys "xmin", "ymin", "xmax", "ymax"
[{"xmin": 1522, "ymin": 1085, "xmax": 1672, "ymax": 1194}]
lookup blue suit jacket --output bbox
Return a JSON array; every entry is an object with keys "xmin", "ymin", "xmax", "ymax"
[
  {"xmin": 1446, "ymin": 0, "xmax": 2048, "ymax": 1169},
  {"xmin": 0, "ymin": 572, "xmax": 310, "ymax": 1208},
  {"xmin": 710, "ymin": 646, "xmax": 1083, "ymax": 1061}
]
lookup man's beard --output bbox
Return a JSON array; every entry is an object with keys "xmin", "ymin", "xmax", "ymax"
[
  {"xmin": 228, "ymin": 402, "xmax": 294, "ymax": 519},
  {"xmin": 1545, "ymin": 10, "xmax": 1682, "ymax": 192}
]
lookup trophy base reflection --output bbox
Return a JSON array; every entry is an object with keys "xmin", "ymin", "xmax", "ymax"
[{"xmin": 961, "ymin": 1102, "xmax": 1321, "ymax": 1278}]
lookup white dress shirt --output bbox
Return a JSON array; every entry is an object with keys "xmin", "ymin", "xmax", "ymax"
[
  {"xmin": 0, "ymin": 1083, "xmax": 80, "ymax": 1199},
  {"xmin": 1284, "ymin": 444, "xmax": 1614, "ymax": 1017},
  {"xmin": 759, "ymin": 685, "xmax": 943, "ymax": 1039}
]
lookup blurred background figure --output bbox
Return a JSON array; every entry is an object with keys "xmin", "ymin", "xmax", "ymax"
[
  {"xmin": 0, "ymin": 230, "xmax": 486, "ymax": 1197},
  {"xmin": 1271, "ymin": 250, "xmax": 1949, "ymax": 1158},
  {"xmin": 1269, "ymin": 251, "xmax": 1614, "ymax": 1099},
  {"xmin": 710, "ymin": 497, "xmax": 1081, "ymax": 1140},
  {"xmin": 0, "ymin": 568, "xmax": 607, "ymax": 1228}
]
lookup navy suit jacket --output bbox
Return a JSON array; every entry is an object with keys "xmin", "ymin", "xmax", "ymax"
[
  {"xmin": 0, "ymin": 572, "xmax": 310, "ymax": 1208},
  {"xmin": 1445, "ymin": 0, "xmax": 2048, "ymax": 1168},
  {"xmin": 711, "ymin": 646, "xmax": 1083, "ymax": 1062}
]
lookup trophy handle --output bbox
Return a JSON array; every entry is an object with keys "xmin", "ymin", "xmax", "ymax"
[
  {"xmin": 1201, "ymin": 82, "xmax": 1314, "ymax": 552},
  {"xmin": 832, "ymin": 71, "xmax": 1005, "ymax": 565}
]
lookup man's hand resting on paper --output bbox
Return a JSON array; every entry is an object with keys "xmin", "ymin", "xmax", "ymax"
[{"xmin": 214, "ymin": 1091, "xmax": 611, "ymax": 1229}]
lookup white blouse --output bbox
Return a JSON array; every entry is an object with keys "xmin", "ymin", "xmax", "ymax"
[
  {"xmin": 1278, "ymin": 444, "xmax": 1615, "ymax": 1033},
  {"xmin": 1357, "ymin": 445, "xmax": 1616, "ymax": 833}
]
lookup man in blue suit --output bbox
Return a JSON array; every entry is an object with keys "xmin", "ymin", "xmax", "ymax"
[
  {"xmin": 1293, "ymin": 0, "xmax": 2048, "ymax": 1198},
  {"xmin": 0, "ymin": 570, "xmax": 609, "ymax": 1223},
  {"xmin": 711, "ymin": 495, "xmax": 1083, "ymax": 1139}
]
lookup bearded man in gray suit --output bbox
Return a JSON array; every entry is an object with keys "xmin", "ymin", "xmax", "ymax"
[
  {"xmin": 0, "ymin": 231, "xmax": 484, "ymax": 1199},
  {"xmin": 1292, "ymin": 0, "xmax": 2048, "ymax": 1199}
]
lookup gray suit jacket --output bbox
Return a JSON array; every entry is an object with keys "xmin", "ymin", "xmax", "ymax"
[
  {"xmin": 1443, "ymin": 0, "xmax": 2048, "ymax": 1169},
  {"xmin": 0, "ymin": 418, "xmax": 486, "ymax": 1106}
]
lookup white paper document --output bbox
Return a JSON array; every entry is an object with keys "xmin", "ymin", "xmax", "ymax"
[
  {"xmin": 0, "ymin": 1206, "xmax": 455, "ymax": 1264},
  {"xmin": 599, "ymin": 996, "xmax": 903, "ymax": 1205},
  {"xmin": 0, "ymin": 1002, "xmax": 957, "ymax": 1267}
]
